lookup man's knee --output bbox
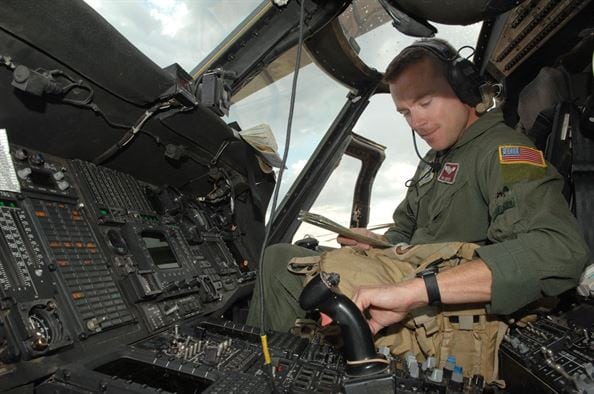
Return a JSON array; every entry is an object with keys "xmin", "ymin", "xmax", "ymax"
[{"xmin": 261, "ymin": 243, "xmax": 292, "ymax": 277}]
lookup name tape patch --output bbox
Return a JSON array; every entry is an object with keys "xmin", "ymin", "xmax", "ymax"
[{"xmin": 498, "ymin": 145, "xmax": 546, "ymax": 167}]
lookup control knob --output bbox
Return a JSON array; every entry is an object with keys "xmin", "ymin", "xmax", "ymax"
[
  {"xmin": 52, "ymin": 170, "xmax": 65, "ymax": 181},
  {"xmin": 29, "ymin": 152, "xmax": 45, "ymax": 166},
  {"xmin": 56, "ymin": 180, "xmax": 70, "ymax": 191},
  {"xmin": 17, "ymin": 167, "xmax": 32, "ymax": 180},
  {"xmin": 13, "ymin": 148, "xmax": 29, "ymax": 161}
]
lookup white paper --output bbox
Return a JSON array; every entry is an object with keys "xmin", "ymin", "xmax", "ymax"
[
  {"xmin": 298, "ymin": 210, "xmax": 393, "ymax": 248},
  {"xmin": 0, "ymin": 129, "xmax": 21, "ymax": 193},
  {"xmin": 239, "ymin": 124, "xmax": 283, "ymax": 168}
]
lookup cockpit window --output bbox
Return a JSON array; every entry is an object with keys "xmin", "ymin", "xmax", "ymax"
[
  {"xmin": 338, "ymin": 0, "xmax": 482, "ymax": 72},
  {"xmin": 225, "ymin": 56, "xmax": 350, "ymax": 201},
  {"xmin": 83, "ymin": 0, "xmax": 262, "ymax": 72}
]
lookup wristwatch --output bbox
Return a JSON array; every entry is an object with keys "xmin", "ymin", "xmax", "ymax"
[{"xmin": 416, "ymin": 268, "xmax": 442, "ymax": 306}]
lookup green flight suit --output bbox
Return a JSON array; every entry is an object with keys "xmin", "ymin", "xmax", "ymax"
[{"xmin": 247, "ymin": 110, "xmax": 590, "ymax": 331}]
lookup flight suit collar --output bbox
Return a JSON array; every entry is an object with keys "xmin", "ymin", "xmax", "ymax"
[{"xmin": 451, "ymin": 109, "xmax": 505, "ymax": 150}]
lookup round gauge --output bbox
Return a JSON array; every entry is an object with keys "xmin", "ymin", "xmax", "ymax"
[
  {"xmin": 28, "ymin": 304, "xmax": 65, "ymax": 351},
  {"xmin": 29, "ymin": 310, "xmax": 52, "ymax": 348}
]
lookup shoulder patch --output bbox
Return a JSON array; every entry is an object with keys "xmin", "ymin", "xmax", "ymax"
[
  {"xmin": 498, "ymin": 145, "xmax": 546, "ymax": 167},
  {"xmin": 497, "ymin": 145, "xmax": 547, "ymax": 184}
]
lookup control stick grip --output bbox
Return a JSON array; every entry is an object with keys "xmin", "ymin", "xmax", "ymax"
[{"xmin": 299, "ymin": 272, "xmax": 387, "ymax": 376}]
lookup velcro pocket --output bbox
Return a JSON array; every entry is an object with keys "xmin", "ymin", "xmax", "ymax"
[{"xmin": 429, "ymin": 179, "xmax": 469, "ymax": 222}]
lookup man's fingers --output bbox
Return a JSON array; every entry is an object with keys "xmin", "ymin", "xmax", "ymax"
[
  {"xmin": 337, "ymin": 236, "xmax": 357, "ymax": 245},
  {"xmin": 353, "ymin": 288, "xmax": 387, "ymax": 335},
  {"xmin": 352, "ymin": 289, "xmax": 364, "ymax": 311},
  {"xmin": 350, "ymin": 227, "xmax": 372, "ymax": 236},
  {"xmin": 368, "ymin": 320, "xmax": 383, "ymax": 336},
  {"xmin": 352, "ymin": 290, "xmax": 376, "ymax": 334},
  {"xmin": 337, "ymin": 236, "xmax": 371, "ymax": 250}
]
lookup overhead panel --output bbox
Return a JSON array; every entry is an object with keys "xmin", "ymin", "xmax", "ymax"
[{"xmin": 487, "ymin": 0, "xmax": 592, "ymax": 78}]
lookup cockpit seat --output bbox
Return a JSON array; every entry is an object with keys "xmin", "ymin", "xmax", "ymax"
[{"xmin": 517, "ymin": 65, "xmax": 594, "ymax": 260}]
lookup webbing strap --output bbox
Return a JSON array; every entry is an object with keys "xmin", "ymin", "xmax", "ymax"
[
  {"xmin": 573, "ymin": 174, "xmax": 594, "ymax": 257},
  {"xmin": 571, "ymin": 120, "xmax": 594, "ymax": 259}
]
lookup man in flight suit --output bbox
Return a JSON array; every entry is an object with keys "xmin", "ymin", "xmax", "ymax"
[{"xmin": 246, "ymin": 38, "xmax": 590, "ymax": 335}]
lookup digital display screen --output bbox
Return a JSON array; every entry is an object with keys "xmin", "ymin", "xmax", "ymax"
[
  {"xmin": 141, "ymin": 230, "xmax": 180, "ymax": 269},
  {"xmin": 30, "ymin": 169, "xmax": 56, "ymax": 188}
]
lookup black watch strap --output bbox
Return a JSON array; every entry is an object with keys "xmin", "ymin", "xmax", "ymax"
[{"xmin": 416, "ymin": 269, "xmax": 442, "ymax": 306}]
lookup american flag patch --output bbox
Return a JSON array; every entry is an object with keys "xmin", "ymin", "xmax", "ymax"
[{"xmin": 498, "ymin": 145, "xmax": 546, "ymax": 167}]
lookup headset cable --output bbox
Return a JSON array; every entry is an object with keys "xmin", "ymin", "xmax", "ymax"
[{"xmin": 257, "ymin": 0, "xmax": 306, "ymax": 391}]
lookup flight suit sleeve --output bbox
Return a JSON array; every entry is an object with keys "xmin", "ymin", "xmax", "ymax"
[{"xmin": 475, "ymin": 147, "xmax": 590, "ymax": 315}]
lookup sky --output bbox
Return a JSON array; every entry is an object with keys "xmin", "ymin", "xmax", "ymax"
[
  {"xmin": 84, "ymin": 0, "xmax": 481, "ymax": 246},
  {"xmin": 83, "ymin": 0, "xmax": 263, "ymax": 71}
]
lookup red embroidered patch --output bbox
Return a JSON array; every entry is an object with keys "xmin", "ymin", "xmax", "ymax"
[{"xmin": 437, "ymin": 162, "xmax": 460, "ymax": 184}]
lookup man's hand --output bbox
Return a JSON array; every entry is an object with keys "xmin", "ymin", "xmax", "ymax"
[
  {"xmin": 337, "ymin": 228, "xmax": 387, "ymax": 250},
  {"xmin": 351, "ymin": 280, "xmax": 427, "ymax": 335},
  {"xmin": 351, "ymin": 260, "xmax": 493, "ymax": 334}
]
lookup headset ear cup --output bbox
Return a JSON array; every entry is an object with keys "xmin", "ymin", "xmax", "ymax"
[
  {"xmin": 448, "ymin": 57, "xmax": 484, "ymax": 107},
  {"xmin": 405, "ymin": 40, "xmax": 484, "ymax": 107}
]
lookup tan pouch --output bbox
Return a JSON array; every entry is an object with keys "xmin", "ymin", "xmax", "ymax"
[
  {"xmin": 412, "ymin": 305, "xmax": 507, "ymax": 385},
  {"xmin": 407, "ymin": 244, "xmax": 507, "ymax": 385}
]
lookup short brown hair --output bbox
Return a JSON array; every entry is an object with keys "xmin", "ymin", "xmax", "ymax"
[{"xmin": 383, "ymin": 38, "xmax": 456, "ymax": 84}]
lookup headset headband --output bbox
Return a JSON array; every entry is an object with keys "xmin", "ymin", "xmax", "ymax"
[
  {"xmin": 405, "ymin": 40, "xmax": 458, "ymax": 63},
  {"xmin": 403, "ymin": 40, "xmax": 484, "ymax": 107}
]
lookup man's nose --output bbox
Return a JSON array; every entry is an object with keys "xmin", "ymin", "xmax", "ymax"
[{"xmin": 410, "ymin": 111, "xmax": 427, "ymax": 130}]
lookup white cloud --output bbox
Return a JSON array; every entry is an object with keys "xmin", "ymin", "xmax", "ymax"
[
  {"xmin": 291, "ymin": 159, "xmax": 307, "ymax": 174},
  {"xmin": 147, "ymin": 0, "xmax": 190, "ymax": 38},
  {"xmin": 373, "ymin": 162, "xmax": 417, "ymax": 193},
  {"xmin": 84, "ymin": 0, "xmax": 262, "ymax": 72},
  {"xmin": 84, "ymin": 0, "xmax": 102, "ymax": 10}
]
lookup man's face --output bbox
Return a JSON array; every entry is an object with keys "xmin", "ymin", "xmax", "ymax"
[{"xmin": 389, "ymin": 57, "xmax": 476, "ymax": 152}]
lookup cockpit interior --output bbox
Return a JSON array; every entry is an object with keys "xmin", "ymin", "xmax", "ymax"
[{"xmin": 1, "ymin": 0, "xmax": 593, "ymax": 392}]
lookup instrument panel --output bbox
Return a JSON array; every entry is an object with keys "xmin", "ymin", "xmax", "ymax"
[{"xmin": 0, "ymin": 144, "xmax": 252, "ymax": 389}]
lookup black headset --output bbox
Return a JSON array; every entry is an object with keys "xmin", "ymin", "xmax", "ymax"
[{"xmin": 405, "ymin": 39, "xmax": 484, "ymax": 107}]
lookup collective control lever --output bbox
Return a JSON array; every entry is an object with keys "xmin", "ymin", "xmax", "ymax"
[{"xmin": 299, "ymin": 272, "xmax": 388, "ymax": 376}]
